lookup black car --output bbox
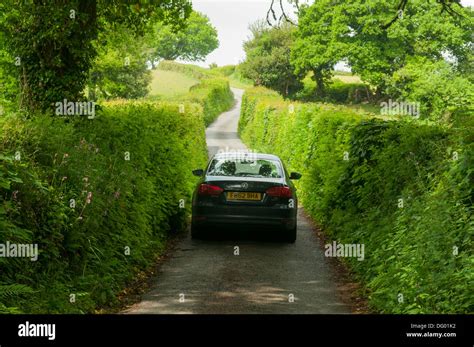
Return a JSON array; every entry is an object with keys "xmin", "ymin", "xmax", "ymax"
[{"xmin": 191, "ymin": 152, "xmax": 301, "ymax": 242}]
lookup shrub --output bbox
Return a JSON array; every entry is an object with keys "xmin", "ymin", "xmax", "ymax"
[
  {"xmin": 239, "ymin": 87, "xmax": 473, "ymax": 313},
  {"xmin": 158, "ymin": 60, "xmax": 218, "ymax": 80},
  {"xmin": 387, "ymin": 57, "xmax": 473, "ymax": 123},
  {"xmin": 0, "ymin": 100, "xmax": 208, "ymax": 313},
  {"xmin": 153, "ymin": 61, "xmax": 234, "ymax": 125},
  {"xmin": 211, "ymin": 65, "xmax": 235, "ymax": 77},
  {"xmin": 186, "ymin": 78, "xmax": 234, "ymax": 125},
  {"xmin": 297, "ymin": 75, "xmax": 371, "ymax": 104}
]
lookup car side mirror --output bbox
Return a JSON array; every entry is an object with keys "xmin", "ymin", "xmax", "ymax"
[
  {"xmin": 192, "ymin": 169, "xmax": 204, "ymax": 177},
  {"xmin": 289, "ymin": 172, "xmax": 302, "ymax": 180}
]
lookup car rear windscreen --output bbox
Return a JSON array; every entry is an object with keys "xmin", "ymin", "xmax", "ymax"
[{"xmin": 207, "ymin": 158, "xmax": 283, "ymax": 178}]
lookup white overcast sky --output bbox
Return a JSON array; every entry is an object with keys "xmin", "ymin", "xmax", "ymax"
[{"xmin": 188, "ymin": 0, "xmax": 474, "ymax": 67}]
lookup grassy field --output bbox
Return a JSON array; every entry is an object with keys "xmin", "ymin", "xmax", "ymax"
[
  {"xmin": 226, "ymin": 72, "xmax": 253, "ymax": 90},
  {"xmin": 149, "ymin": 61, "xmax": 361, "ymax": 95},
  {"xmin": 333, "ymin": 74, "xmax": 362, "ymax": 84},
  {"xmin": 149, "ymin": 69, "xmax": 199, "ymax": 97}
]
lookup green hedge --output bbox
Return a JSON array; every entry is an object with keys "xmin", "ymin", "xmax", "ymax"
[
  {"xmin": 151, "ymin": 62, "xmax": 234, "ymax": 126},
  {"xmin": 298, "ymin": 75, "xmax": 371, "ymax": 104},
  {"xmin": 0, "ymin": 100, "xmax": 208, "ymax": 313},
  {"xmin": 186, "ymin": 78, "xmax": 234, "ymax": 125},
  {"xmin": 210, "ymin": 65, "xmax": 236, "ymax": 77},
  {"xmin": 157, "ymin": 60, "xmax": 252, "ymax": 92},
  {"xmin": 158, "ymin": 60, "xmax": 220, "ymax": 80},
  {"xmin": 239, "ymin": 87, "xmax": 473, "ymax": 313}
]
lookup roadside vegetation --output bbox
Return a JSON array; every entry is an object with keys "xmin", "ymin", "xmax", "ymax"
[
  {"xmin": 241, "ymin": 1, "xmax": 472, "ymax": 123},
  {"xmin": 0, "ymin": 2, "xmax": 232, "ymax": 313},
  {"xmin": 237, "ymin": 0, "xmax": 473, "ymax": 313},
  {"xmin": 239, "ymin": 87, "xmax": 473, "ymax": 313},
  {"xmin": 0, "ymin": 69, "xmax": 235, "ymax": 312},
  {"xmin": 152, "ymin": 61, "xmax": 235, "ymax": 125},
  {"xmin": 149, "ymin": 69, "xmax": 199, "ymax": 98},
  {"xmin": 0, "ymin": 0, "xmax": 471, "ymax": 315}
]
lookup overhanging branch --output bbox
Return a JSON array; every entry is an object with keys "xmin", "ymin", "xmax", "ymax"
[{"xmin": 381, "ymin": 0, "xmax": 464, "ymax": 29}]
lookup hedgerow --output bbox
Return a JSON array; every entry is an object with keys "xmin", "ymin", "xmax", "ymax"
[
  {"xmin": 158, "ymin": 60, "xmax": 220, "ymax": 80},
  {"xmin": 239, "ymin": 87, "xmax": 473, "ymax": 313},
  {"xmin": 297, "ymin": 76, "xmax": 371, "ymax": 104},
  {"xmin": 152, "ymin": 61, "xmax": 234, "ymax": 126},
  {"xmin": 185, "ymin": 79, "xmax": 234, "ymax": 125},
  {"xmin": 0, "ymin": 100, "xmax": 208, "ymax": 313}
]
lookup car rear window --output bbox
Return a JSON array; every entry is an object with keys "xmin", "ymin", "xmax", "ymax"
[{"xmin": 207, "ymin": 158, "xmax": 283, "ymax": 178}]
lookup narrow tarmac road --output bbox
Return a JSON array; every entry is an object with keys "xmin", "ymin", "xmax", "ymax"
[{"xmin": 125, "ymin": 88, "xmax": 350, "ymax": 314}]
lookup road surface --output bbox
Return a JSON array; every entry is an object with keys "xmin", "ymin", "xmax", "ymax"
[{"xmin": 124, "ymin": 88, "xmax": 350, "ymax": 314}]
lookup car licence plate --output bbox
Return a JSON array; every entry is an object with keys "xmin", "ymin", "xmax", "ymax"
[{"xmin": 227, "ymin": 192, "xmax": 262, "ymax": 201}]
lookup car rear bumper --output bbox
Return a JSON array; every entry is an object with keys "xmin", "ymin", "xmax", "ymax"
[{"xmin": 192, "ymin": 208, "xmax": 297, "ymax": 231}]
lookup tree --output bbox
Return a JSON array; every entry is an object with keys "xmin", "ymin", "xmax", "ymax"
[
  {"xmin": 266, "ymin": 0, "xmax": 301, "ymax": 26},
  {"xmin": 0, "ymin": 0, "xmax": 191, "ymax": 112},
  {"xmin": 387, "ymin": 57, "xmax": 473, "ymax": 121},
  {"xmin": 0, "ymin": 33, "xmax": 19, "ymax": 107},
  {"xmin": 241, "ymin": 21, "xmax": 302, "ymax": 97},
  {"xmin": 266, "ymin": 0, "xmax": 465, "ymax": 28},
  {"xmin": 292, "ymin": 0, "xmax": 473, "ymax": 99},
  {"xmin": 380, "ymin": 0, "xmax": 465, "ymax": 29},
  {"xmin": 290, "ymin": 0, "xmax": 345, "ymax": 97},
  {"xmin": 88, "ymin": 23, "xmax": 151, "ymax": 100},
  {"xmin": 146, "ymin": 11, "xmax": 218, "ymax": 64}
]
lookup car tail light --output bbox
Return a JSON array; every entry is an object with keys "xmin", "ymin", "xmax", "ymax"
[
  {"xmin": 266, "ymin": 186, "xmax": 292, "ymax": 198},
  {"xmin": 198, "ymin": 183, "xmax": 224, "ymax": 196}
]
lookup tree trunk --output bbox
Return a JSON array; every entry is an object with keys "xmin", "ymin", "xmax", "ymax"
[{"xmin": 313, "ymin": 69, "xmax": 325, "ymax": 97}]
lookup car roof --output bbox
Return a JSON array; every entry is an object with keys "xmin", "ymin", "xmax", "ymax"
[{"xmin": 212, "ymin": 152, "xmax": 281, "ymax": 161}]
